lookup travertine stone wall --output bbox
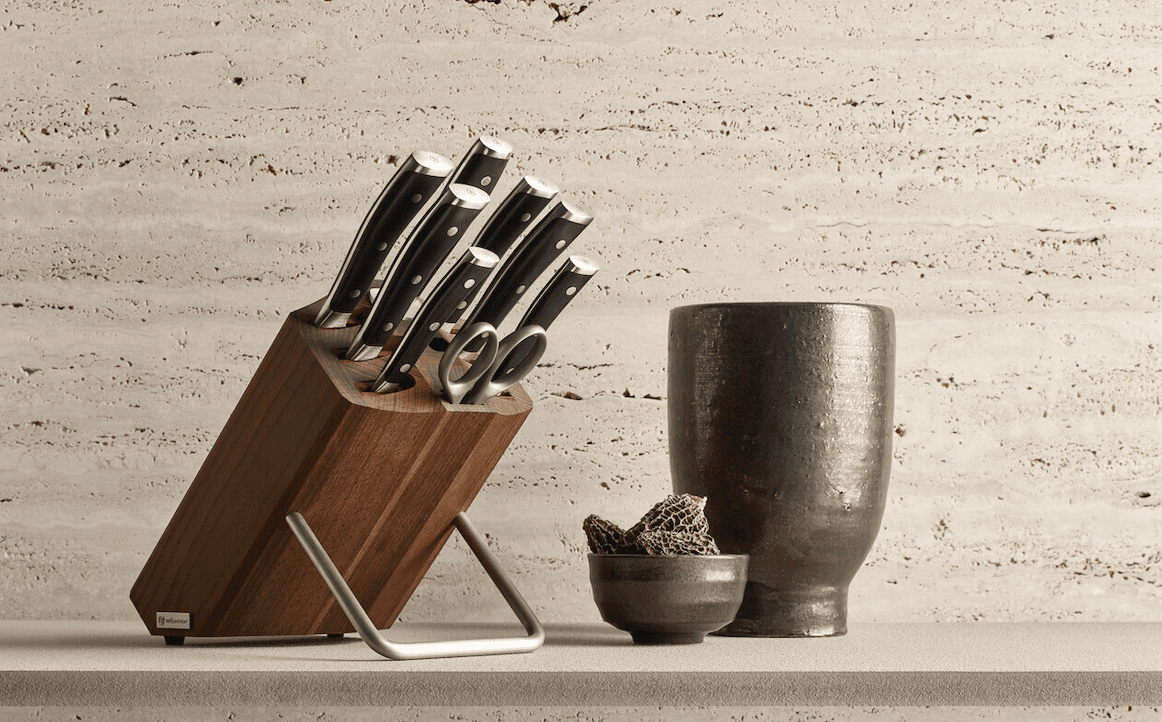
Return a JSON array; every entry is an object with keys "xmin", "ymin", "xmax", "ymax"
[{"xmin": 2, "ymin": 0, "xmax": 1160, "ymax": 625}]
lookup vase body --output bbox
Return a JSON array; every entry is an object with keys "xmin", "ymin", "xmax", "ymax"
[{"xmin": 668, "ymin": 302, "xmax": 894, "ymax": 637}]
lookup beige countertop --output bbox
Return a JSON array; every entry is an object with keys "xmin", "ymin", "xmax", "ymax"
[{"xmin": 1, "ymin": 620, "xmax": 1159, "ymax": 706}]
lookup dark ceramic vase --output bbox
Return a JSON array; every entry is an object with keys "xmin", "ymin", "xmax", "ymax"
[{"xmin": 668, "ymin": 302, "xmax": 895, "ymax": 637}]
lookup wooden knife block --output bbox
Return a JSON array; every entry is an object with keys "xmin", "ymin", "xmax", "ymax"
[{"xmin": 129, "ymin": 298, "xmax": 533, "ymax": 640}]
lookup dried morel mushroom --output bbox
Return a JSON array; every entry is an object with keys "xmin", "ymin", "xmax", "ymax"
[
  {"xmin": 628, "ymin": 493, "xmax": 711, "ymax": 538},
  {"xmin": 637, "ymin": 529, "xmax": 720, "ymax": 556},
  {"xmin": 583, "ymin": 494, "xmax": 720, "ymax": 556},
  {"xmin": 582, "ymin": 514, "xmax": 637, "ymax": 555}
]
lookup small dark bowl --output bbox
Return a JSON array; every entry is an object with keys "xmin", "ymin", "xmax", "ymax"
[{"xmin": 588, "ymin": 553, "xmax": 749, "ymax": 645}]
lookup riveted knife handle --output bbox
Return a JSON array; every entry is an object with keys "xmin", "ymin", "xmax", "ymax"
[
  {"xmin": 448, "ymin": 135, "xmax": 513, "ymax": 192},
  {"xmin": 444, "ymin": 175, "xmax": 559, "ymax": 325},
  {"xmin": 459, "ymin": 199, "xmax": 593, "ymax": 350},
  {"xmin": 372, "ymin": 247, "xmax": 500, "ymax": 394},
  {"xmin": 346, "ymin": 184, "xmax": 491, "ymax": 361},
  {"xmin": 517, "ymin": 254, "xmax": 600, "ymax": 332},
  {"xmin": 315, "ymin": 151, "xmax": 453, "ymax": 328},
  {"xmin": 493, "ymin": 254, "xmax": 599, "ymax": 381},
  {"xmin": 473, "ymin": 175, "xmax": 559, "ymax": 256}
]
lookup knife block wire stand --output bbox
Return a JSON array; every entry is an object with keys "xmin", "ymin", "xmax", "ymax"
[{"xmin": 130, "ymin": 297, "xmax": 544, "ymax": 659}]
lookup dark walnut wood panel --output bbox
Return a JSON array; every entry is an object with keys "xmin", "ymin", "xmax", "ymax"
[{"xmin": 130, "ymin": 299, "xmax": 533, "ymax": 639}]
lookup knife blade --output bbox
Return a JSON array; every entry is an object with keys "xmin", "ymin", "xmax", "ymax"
[
  {"xmin": 371, "ymin": 247, "xmax": 500, "ymax": 394},
  {"xmin": 314, "ymin": 151, "xmax": 454, "ymax": 328},
  {"xmin": 447, "ymin": 135, "xmax": 513, "ymax": 192},
  {"xmin": 346, "ymin": 183, "xmax": 491, "ymax": 362},
  {"xmin": 442, "ymin": 174, "xmax": 559, "ymax": 325},
  {"xmin": 457, "ymin": 198, "xmax": 593, "ymax": 349},
  {"xmin": 477, "ymin": 254, "xmax": 600, "ymax": 383}
]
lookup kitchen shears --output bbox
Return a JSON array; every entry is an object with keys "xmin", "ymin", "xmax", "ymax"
[{"xmin": 437, "ymin": 321, "xmax": 548, "ymax": 405}]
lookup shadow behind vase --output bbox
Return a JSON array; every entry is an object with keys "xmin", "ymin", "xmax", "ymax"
[{"xmin": 668, "ymin": 302, "xmax": 895, "ymax": 637}]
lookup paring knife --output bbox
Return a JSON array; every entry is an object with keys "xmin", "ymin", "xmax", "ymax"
[
  {"xmin": 446, "ymin": 135, "xmax": 513, "ymax": 192},
  {"xmin": 485, "ymin": 254, "xmax": 601, "ymax": 377},
  {"xmin": 443, "ymin": 174, "xmax": 560, "ymax": 325},
  {"xmin": 458, "ymin": 198, "xmax": 593, "ymax": 350},
  {"xmin": 314, "ymin": 151, "xmax": 454, "ymax": 328},
  {"xmin": 346, "ymin": 183, "xmax": 491, "ymax": 362},
  {"xmin": 371, "ymin": 247, "xmax": 500, "ymax": 394}
]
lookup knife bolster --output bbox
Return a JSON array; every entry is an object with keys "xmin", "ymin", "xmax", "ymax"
[{"xmin": 129, "ymin": 297, "xmax": 533, "ymax": 640}]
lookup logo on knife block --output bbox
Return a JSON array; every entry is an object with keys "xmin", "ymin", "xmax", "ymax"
[{"xmin": 156, "ymin": 612, "xmax": 191, "ymax": 630}]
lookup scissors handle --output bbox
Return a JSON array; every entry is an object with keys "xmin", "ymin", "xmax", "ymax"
[
  {"xmin": 438, "ymin": 322, "xmax": 502, "ymax": 405},
  {"xmin": 460, "ymin": 324, "xmax": 548, "ymax": 406}
]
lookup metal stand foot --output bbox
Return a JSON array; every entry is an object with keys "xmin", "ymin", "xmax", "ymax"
[
  {"xmin": 286, "ymin": 511, "xmax": 545, "ymax": 660},
  {"xmin": 163, "ymin": 635, "xmax": 186, "ymax": 646}
]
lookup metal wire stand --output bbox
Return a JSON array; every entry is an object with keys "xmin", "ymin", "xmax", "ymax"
[{"xmin": 285, "ymin": 511, "xmax": 545, "ymax": 660}]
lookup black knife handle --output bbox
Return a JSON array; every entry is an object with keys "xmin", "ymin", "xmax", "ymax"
[
  {"xmin": 346, "ymin": 184, "xmax": 490, "ymax": 360},
  {"xmin": 372, "ymin": 247, "xmax": 500, "ymax": 393},
  {"xmin": 473, "ymin": 175, "xmax": 559, "ymax": 256},
  {"xmin": 448, "ymin": 136, "xmax": 513, "ymax": 192},
  {"xmin": 517, "ymin": 254, "xmax": 600, "ymax": 332},
  {"xmin": 443, "ymin": 175, "xmax": 559, "ymax": 325},
  {"xmin": 495, "ymin": 255, "xmax": 600, "ymax": 380},
  {"xmin": 460, "ymin": 198, "xmax": 594, "ymax": 339},
  {"xmin": 314, "ymin": 151, "xmax": 453, "ymax": 328}
]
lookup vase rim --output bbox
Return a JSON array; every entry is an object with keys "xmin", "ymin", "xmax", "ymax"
[
  {"xmin": 671, "ymin": 301, "xmax": 893, "ymax": 314},
  {"xmin": 586, "ymin": 553, "xmax": 749, "ymax": 561}
]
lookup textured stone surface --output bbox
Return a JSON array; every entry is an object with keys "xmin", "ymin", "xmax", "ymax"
[
  {"xmin": 2, "ymin": 620, "xmax": 1161, "ymax": 708},
  {"xmin": 2, "ymin": 0, "xmax": 1161, "ymax": 629},
  {"xmin": 0, "ymin": 710, "xmax": 1159, "ymax": 722}
]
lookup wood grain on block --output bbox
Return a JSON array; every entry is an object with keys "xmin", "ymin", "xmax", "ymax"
[{"xmin": 129, "ymin": 299, "xmax": 533, "ymax": 639}]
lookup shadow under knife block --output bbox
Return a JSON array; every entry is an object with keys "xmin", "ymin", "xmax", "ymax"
[{"xmin": 130, "ymin": 297, "xmax": 533, "ymax": 641}]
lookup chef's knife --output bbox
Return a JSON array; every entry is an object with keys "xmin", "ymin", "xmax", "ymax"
[
  {"xmin": 346, "ymin": 183, "xmax": 491, "ymax": 362},
  {"xmin": 442, "ymin": 174, "xmax": 559, "ymax": 325},
  {"xmin": 314, "ymin": 151, "xmax": 454, "ymax": 328},
  {"xmin": 446, "ymin": 135, "xmax": 513, "ymax": 192},
  {"xmin": 457, "ymin": 198, "xmax": 593, "ymax": 350},
  {"xmin": 485, "ymin": 254, "xmax": 600, "ymax": 378},
  {"xmin": 371, "ymin": 247, "xmax": 500, "ymax": 394}
]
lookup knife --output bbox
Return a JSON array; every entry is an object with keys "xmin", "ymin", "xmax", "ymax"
[
  {"xmin": 442, "ymin": 174, "xmax": 559, "ymax": 325},
  {"xmin": 447, "ymin": 135, "xmax": 513, "ymax": 192},
  {"xmin": 314, "ymin": 151, "xmax": 454, "ymax": 328},
  {"xmin": 346, "ymin": 183, "xmax": 491, "ymax": 362},
  {"xmin": 477, "ymin": 254, "xmax": 600, "ymax": 379},
  {"xmin": 515, "ymin": 254, "xmax": 600, "ymax": 332},
  {"xmin": 371, "ymin": 247, "xmax": 500, "ymax": 394},
  {"xmin": 457, "ymin": 198, "xmax": 593, "ymax": 350}
]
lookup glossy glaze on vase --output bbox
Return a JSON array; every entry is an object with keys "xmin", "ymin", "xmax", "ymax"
[{"xmin": 668, "ymin": 302, "xmax": 895, "ymax": 637}]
